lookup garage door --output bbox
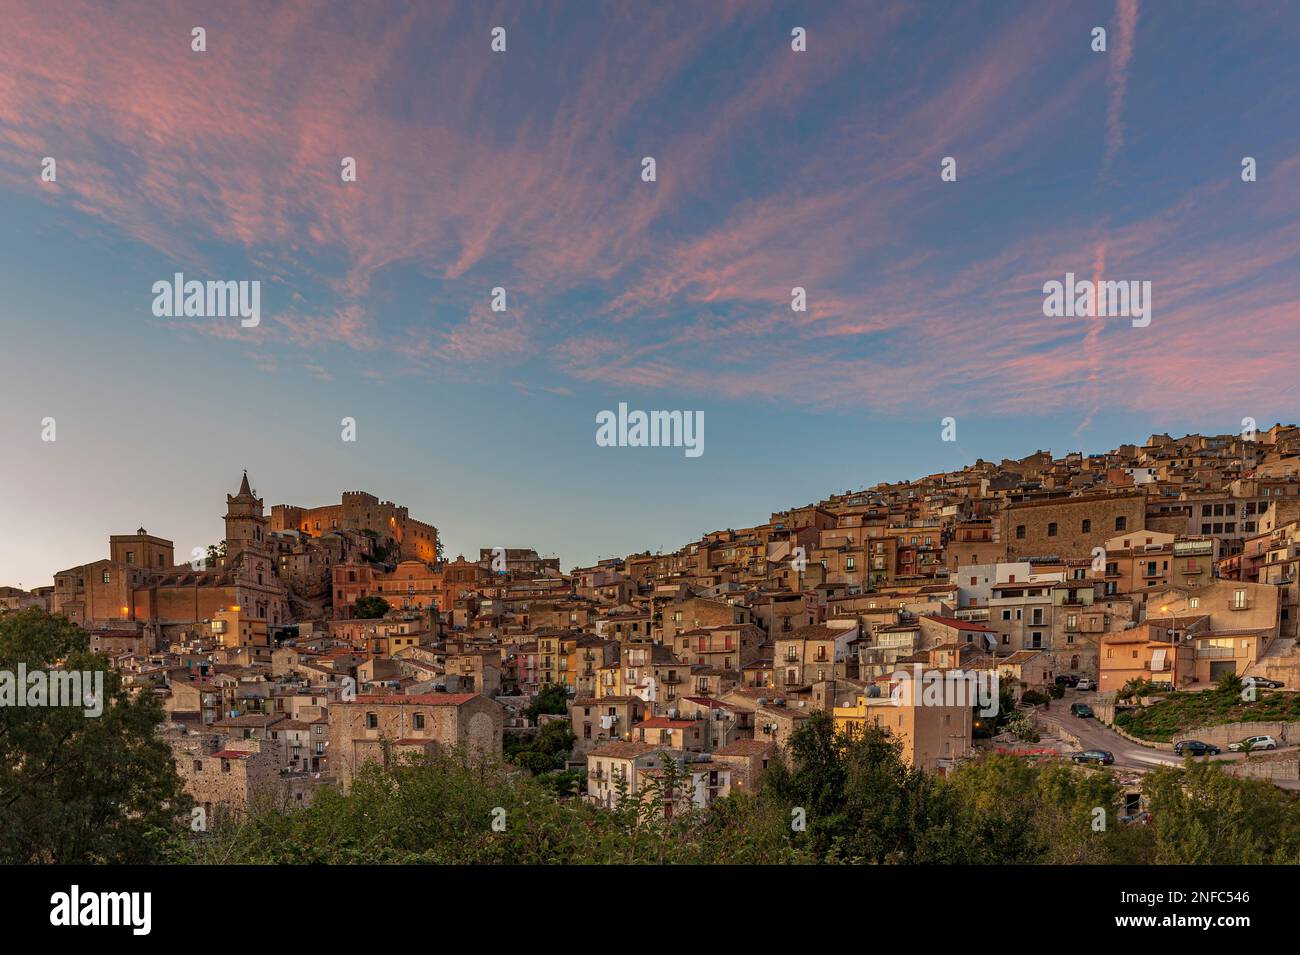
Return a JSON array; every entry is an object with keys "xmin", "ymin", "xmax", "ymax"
[{"xmin": 1210, "ymin": 661, "xmax": 1237, "ymax": 681}]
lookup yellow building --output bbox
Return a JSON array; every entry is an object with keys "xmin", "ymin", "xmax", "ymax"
[
  {"xmin": 212, "ymin": 606, "xmax": 268, "ymax": 648},
  {"xmin": 833, "ymin": 689, "xmax": 972, "ymax": 774}
]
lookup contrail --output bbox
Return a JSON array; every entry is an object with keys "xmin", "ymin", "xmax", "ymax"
[{"xmin": 1102, "ymin": 0, "xmax": 1140, "ymax": 175}]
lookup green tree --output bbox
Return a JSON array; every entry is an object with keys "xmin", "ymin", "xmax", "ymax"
[
  {"xmin": 1144, "ymin": 760, "xmax": 1300, "ymax": 864},
  {"xmin": 0, "ymin": 609, "xmax": 191, "ymax": 863},
  {"xmin": 353, "ymin": 595, "xmax": 390, "ymax": 619},
  {"xmin": 524, "ymin": 683, "xmax": 570, "ymax": 725},
  {"xmin": 1217, "ymin": 671, "xmax": 1244, "ymax": 697}
]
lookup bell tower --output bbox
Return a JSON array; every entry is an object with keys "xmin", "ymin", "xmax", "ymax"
[{"xmin": 224, "ymin": 470, "xmax": 268, "ymax": 558}]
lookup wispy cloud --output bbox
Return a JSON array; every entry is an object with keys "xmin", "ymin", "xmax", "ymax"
[{"xmin": 1102, "ymin": 0, "xmax": 1140, "ymax": 175}]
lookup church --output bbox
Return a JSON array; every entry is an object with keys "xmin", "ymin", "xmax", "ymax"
[{"xmin": 52, "ymin": 473, "xmax": 292, "ymax": 648}]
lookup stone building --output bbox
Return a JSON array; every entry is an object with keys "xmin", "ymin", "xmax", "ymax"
[
  {"xmin": 271, "ymin": 491, "xmax": 439, "ymax": 564},
  {"xmin": 1002, "ymin": 492, "xmax": 1147, "ymax": 561},
  {"xmin": 328, "ymin": 692, "xmax": 504, "ymax": 790}
]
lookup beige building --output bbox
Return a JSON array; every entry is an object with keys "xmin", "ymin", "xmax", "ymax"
[
  {"xmin": 833, "ymin": 687, "xmax": 973, "ymax": 774},
  {"xmin": 1003, "ymin": 492, "xmax": 1146, "ymax": 561},
  {"xmin": 328, "ymin": 693, "xmax": 503, "ymax": 790}
]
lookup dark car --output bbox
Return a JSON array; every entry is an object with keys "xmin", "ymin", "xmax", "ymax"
[
  {"xmin": 1055, "ymin": 675, "xmax": 1080, "ymax": 688},
  {"xmin": 1174, "ymin": 739, "xmax": 1221, "ymax": 757},
  {"xmin": 1070, "ymin": 702, "xmax": 1093, "ymax": 718},
  {"xmin": 1072, "ymin": 750, "xmax": 1114, "ymax": 765},
  {"xmin": 1243, "ymin": 677, "xmax": 1285, "ymax": 689}
]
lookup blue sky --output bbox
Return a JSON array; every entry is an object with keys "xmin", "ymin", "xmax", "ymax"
[{"xmin": 1, "ymin": 0, "xmax": 1298, "ymax": 586}]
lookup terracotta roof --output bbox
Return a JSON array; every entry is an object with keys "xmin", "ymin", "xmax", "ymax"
[
  {"xmin": 588, "ymin": 740, "xmax": 659, "ymax": 758},
  {"xmin": 352, "ymin": 693, "xmax": 480, "ymax": 705},
  {"xmin": 921, "ymin": 615, "xmax": 995, "ymax": 633},
  {"xmin": 712, "ymin": 739, "xmax": 777, "ymax": 757}
]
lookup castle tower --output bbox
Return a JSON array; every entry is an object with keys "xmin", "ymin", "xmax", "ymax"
[{"xmin": 224, "ymin": 470, "xmax": 268, "ymax": 558}]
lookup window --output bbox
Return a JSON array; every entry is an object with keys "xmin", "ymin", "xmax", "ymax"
[
  {"xmin": 1015, "ymin": 525, "xmax": 1026, "ymax": 540},
  {"xmin": 101, "ymin": 570, "xmax": 111, "ymax": 584},
  {"xmin": 1047, "ymin": 522, "xmax": 1058, "ymax": 537},
  {"xmin": 412, "ymin": 713, "xmax": 425, "ymax": 730},
  {"xmin": 1115, "ymin": 517, "xmax": 1127, "ymax": 531},
  {"xmin": 1081, "ymin": 519, "xmax": 1091, "ymax": 534},
  {"xmin": 126, "ymin": 551, "xmax": 136, "ymax": 564},
  {"xmin": 365, "ymin": 712, "xmax": 378, "ymax": 729}
]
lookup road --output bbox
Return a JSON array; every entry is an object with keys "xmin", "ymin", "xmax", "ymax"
[
  {"xmin": 1032, "ymin": 689, "xmax": 1300, "ymax": 787},
  {"xmin": 1036, "ymin": 693, "xmax": 1180, "ymax": 771}
]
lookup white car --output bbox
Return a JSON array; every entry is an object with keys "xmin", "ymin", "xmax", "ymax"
[
  {"xmin": 1075, "ymin": 678, "xmax": 1095, "ymax": 692},
  {"xmin": 1228, "ymin": 735, "xmax": 1279, "ymax": 752}
]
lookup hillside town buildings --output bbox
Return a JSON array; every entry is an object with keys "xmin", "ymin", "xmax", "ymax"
[{"xmin": 9, "ymin": 424, "xmax": 1300, "ymax": 819}]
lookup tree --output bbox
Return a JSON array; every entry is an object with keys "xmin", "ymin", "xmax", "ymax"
[
  {"xmin": 524, "ymin": 683, "xmax": 569, "ymax": 725},
  {"xmin": 1217, "ymin": 671, "xmax": 1244, "ymax": 697},
  {"xmin": 504, "ymin": 720, "xmax": 576, "ymax": 775},
  {"xmin": 0, "ymin": 609, "xmax": 191, "ymax": 863},
  {"xmin": 1143, "ymin": 760, "xmax": 1300, "ymax": 864},
  {"xmin": 353, "ymin": 595, "xmax": 390, "ymax": 619},
  {"xmin": 205, "ymin": 541, "xmax": 227, "ymax": 569},
  {"xmin": 762, "ymin": 711, "xmax": 943, "ymax": 863}
]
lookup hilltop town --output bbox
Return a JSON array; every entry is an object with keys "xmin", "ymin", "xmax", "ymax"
[{"xmin": 6, "ymin": 423, "xmax": 1300, "ymax": 824}]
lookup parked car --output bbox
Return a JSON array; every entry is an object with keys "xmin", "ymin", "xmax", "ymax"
[
  {"xmin": 1072, "ymin": 749, "xmax": 1114, "ymax": 765},
  {"xmin": 1055, "ymin": 675, "xmax": 1080, "ymax": 688},
  {"xmin": 1070, "ymin": 702, "xmax": 1094, "ymax": 718},
  {"xmin": 1242, "ymin": 676, "xmax": 1285, "ymax": 689},
  {"xmin": 1075, "ymin": 678, "xmax": 1095, "ymax": 692},
  {"xmin": 1174, "ymin": 739, "xmax": 1221, "ymax": 756},
  {"xmin": 1228, "ymin": 735, "xmax": 1279, "ymax": 752}
]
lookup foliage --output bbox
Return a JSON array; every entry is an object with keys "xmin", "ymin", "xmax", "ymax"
[
  {"xmin": 1143, "ymin": 760, "xmax": 1300, "ymax": 864},
  {"xmin": 186, "ymin": 704, "xmax": 1300, "ymax": 866},
  {"xmin": 1113, "ymin": 685, "xmax": 1300, "ymax": 742},
  {"xmin": 1005, "ymin": 708, "xmax": 1041, "ymax": 743},
  {"xmin": 973, "ymin": 682, "xmax": 1016, "ymax": 738},
  {"xmin": 353, "ymin": 595, "xmax": 391, "ymax": 619},
  {"xmin": 1217, "ymin": 671, "xmax": 1244, "ymax": 696},
  {"xmin": 0, "ymin": 609, "xmax": 191, "ymax": 863},
  {"xmin": 504, "ymin": 720, "xmax": 576, "ymax": 775},
  {"xmin": 523, "ymin": 683, "xmax": 570, "ymax": 725},
  {"xmin": 189, "ymin": 747, "xmax": 810, "ymax": 864},
  {"xmin": 1117, "ymin": 678, "xmax": 1158, "ymax": 701}
]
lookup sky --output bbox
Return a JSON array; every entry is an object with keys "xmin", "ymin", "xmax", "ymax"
[{"xmin": 1, "ymin": 0, "xmax": 1298, "ymax": 587}]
